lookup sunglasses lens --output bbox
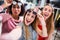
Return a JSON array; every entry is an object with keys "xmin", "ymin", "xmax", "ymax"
[
  {"xmin": 12, "ymin": 1, "xmax": 22, "ymax": 7},
  {"xmin": 33, "ymin": 11, "xmax": 37, "ymax": 15},
  {"xmin": 18, "ymin": 3, "xmax": 22, "ymax": 7},
  {"xmin": 13, "ymin": 1, "xmax": 17, "ymax": 5}
]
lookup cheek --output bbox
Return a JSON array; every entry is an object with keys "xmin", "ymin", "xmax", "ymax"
[
  {"xmin": 31, "ymin": 18, "xmax": 35, "ymax": 23},
  {"xmin": 17, "ymin": 8, "xmax": 21, "ymax": 14},
  {"xmin": 25, "ymin": 15, "xmax": 27, "ymax": 21},
  {"xmin": 11, "ymin": 8, "xmax": 15, "ymax": 13},
  {"xmin": 46, "ymin": 13, "xmax": 51, "ymax": 19},
  {"xmin": 24, "ymin": 16, "xmax": 28, "ymax": 24},
  {"xmin": 18, "ymin": 9, "xmax": 21, "ymax": 13},
  {"xmin": 49, "ymin": 12, "xmax": 52, "ymax": 17}
]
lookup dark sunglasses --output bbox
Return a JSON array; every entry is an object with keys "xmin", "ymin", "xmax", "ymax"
[{"xmin": 27, "ymin": 9, "xmax": 37, "ymax": 15}]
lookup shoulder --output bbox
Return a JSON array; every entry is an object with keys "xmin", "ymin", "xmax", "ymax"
[{"xmin": 1, "ymin": 14, "xmax": 12, "ymax": 23}]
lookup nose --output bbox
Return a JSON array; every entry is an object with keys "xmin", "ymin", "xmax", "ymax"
[
  {"xmin": 28, "ymin": 16, "xmax": 31, "ymax": 20},
  {"xmin": 15, "ymin": 8, "xmax": 18, "ymax": 10},
  {"xmin": 45, "ymin": 10, "xmax": 49, "ymax": 13},
  {"xmin": 15, "ymin": 8, "xmax": 18, "ymax": 11}
]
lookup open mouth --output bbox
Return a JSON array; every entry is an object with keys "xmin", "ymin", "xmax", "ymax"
[
  {"xmin": 26, "ymin": 19, "xmax": 30, "ymax": 23},
  {"xmin": 44, "ymin": 13, "xmax": 49, "ymax": 17},
  {"xmin": 14, "ymin": 11, "xmax": 18, "ymax": 14}
]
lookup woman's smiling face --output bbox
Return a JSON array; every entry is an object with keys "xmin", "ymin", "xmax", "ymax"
[
  {"xmin": 25, "ymin": 11, "xmax": 36, "ymax": 26},
  {"xmin": 42, "ymin": 5, "xmax": 53, "ymax": 20},
  {"xmin": 11, "ymin": 4, "xmax": 21, "ymax": 16}
]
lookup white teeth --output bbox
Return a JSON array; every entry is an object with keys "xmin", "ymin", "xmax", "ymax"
[
  {"xmin": 44, "ymin": 13, "xmax": 48, "ymax": 16},
  {"xmin": 45, "ymin": 14, "xmax": 48, "ymax": 16},
  {"xmin": 26, "ymin": 20, "xmax": 30, "ymax": 23}
]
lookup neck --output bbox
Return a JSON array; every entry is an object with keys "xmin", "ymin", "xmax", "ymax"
[{"xmin": 12, "ymin": 14, "xmax": 19, "ymax": 20}]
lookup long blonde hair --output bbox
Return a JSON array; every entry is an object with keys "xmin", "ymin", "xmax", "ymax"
[
  {"xmin": 23, "ymin": 9, "xmax": 37, "ymax": 40},
  {"xmin": 45, "ymin": 4, "xmax": 54, "ymax": 35},
  {"xmin": 37, "ymin": 4, "xmax": 54, "ymax": 35}
]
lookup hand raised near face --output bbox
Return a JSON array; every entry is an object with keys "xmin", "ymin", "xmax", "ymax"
[
  {"xmin": 4, "ymin": 0, "xmax": 13, "ymax": 6},
  {"xmin": 37, "ymin": 13, "xmax": 46, "ymax": 26}
]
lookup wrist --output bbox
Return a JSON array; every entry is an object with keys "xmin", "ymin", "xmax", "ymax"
[
  {"xmin": 1, "ymin": 3, "xmax": 6, "ymax": 9},
  {"xmin": 1, "ymin": 3, "xmax": 9, "ymax": 9},
  {"xmin": 41, "ymin": 21, "xmax": 46, "ymax": 26}
]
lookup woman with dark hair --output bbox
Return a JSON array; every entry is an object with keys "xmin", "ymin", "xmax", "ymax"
[{"xmin": 0, "ymin": 0, "xmax": 25, "ymax": 34}]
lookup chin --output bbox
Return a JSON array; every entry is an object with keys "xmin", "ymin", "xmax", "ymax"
[{"xmin": 25, "ymin": 23, "xmax": 29, "ymax": 26}]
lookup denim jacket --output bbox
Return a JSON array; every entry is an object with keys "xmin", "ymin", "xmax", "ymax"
[{"xmin": 18, "ymin": 22, "xmax": 37, "ymax": 40}]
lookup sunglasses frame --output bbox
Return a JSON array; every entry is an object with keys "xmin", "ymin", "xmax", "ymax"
[{"xmin": 12, "ymin": 1, "xmax": 22, "ymax": 7}]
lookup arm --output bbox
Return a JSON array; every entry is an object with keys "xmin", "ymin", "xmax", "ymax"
[
  {"xmin": 36, "ymin": 14, "xmax": 48, "ymax": 37},
  {"xmin": 0, "ymin": 0, "xmax": 12, "ymax": 10},
  {"xmin": 34, "ymin": 7, "xmax": 48, "ymax": 37},
  {"xmin": 36, "ymin": 24, "xmax": 48, "ymax": 37},
  {"xmin": 9, "ymin": 26, "xmax": 22, "ymax": 40},
  {"xmin": 0, "ymin": 26, "xmax": 22, "ymax": 40},
  {"xmin": 0, "ymin": 0, "xmax": 12, "ymax": 13}
]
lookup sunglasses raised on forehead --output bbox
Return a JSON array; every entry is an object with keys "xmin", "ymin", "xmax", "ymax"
[
  {"xmin": 33, "ymin": 11, "xmax": 37, "ymax": 15},
  {"xmin": 12, "ymin": 1, "xmax": 22, "ymax": 7},
  {"xmin": 27, "ymin": 9, "xmax": 37, "ymax": 15}
]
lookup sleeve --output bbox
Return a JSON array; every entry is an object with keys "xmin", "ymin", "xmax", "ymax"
[
  {"xmin": 1, "ymin": 14, "xmax": 12, "ymax": 23},
  {"xmin": 7, "ymin": 19, "xmax": 16, "ymax": 31},
  {"xmin": 0, "ymin": 26, "xmax": 22, "ymax": 40}
]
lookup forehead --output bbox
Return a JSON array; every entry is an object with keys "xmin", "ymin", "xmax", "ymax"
[
  {"xmin": 27, "ymin": 11, "xmax": 36, "ymax": 16},
  {"xmin": 44, "ymin": 5, "xmax": 52, "ymax": 10},
  {"xmin": 12, "ymin": 4, "xmax": 20, "ymax": 7}
]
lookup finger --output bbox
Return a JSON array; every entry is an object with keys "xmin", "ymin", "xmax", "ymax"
[
  {"xmin": 34, "ymin": 7, "xmax": 39, "ymax": 12},
  {"xmin": 4, "ymin": 0, "xmax": 7, "ymax": 4},
  {"xmin": 37, "ymin": 10, "xmax": 41, "ymax": 15},
  {"xmin": 4, "ymin": 0, "xmax": 13, "ymax": 4},
  {"xmin": 8, "ymin": 0, "xmax": 13, "ymax": 3},
  {"xmin": 37, "ymin": 13, "xmax": 43, "ymax": 18}
]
